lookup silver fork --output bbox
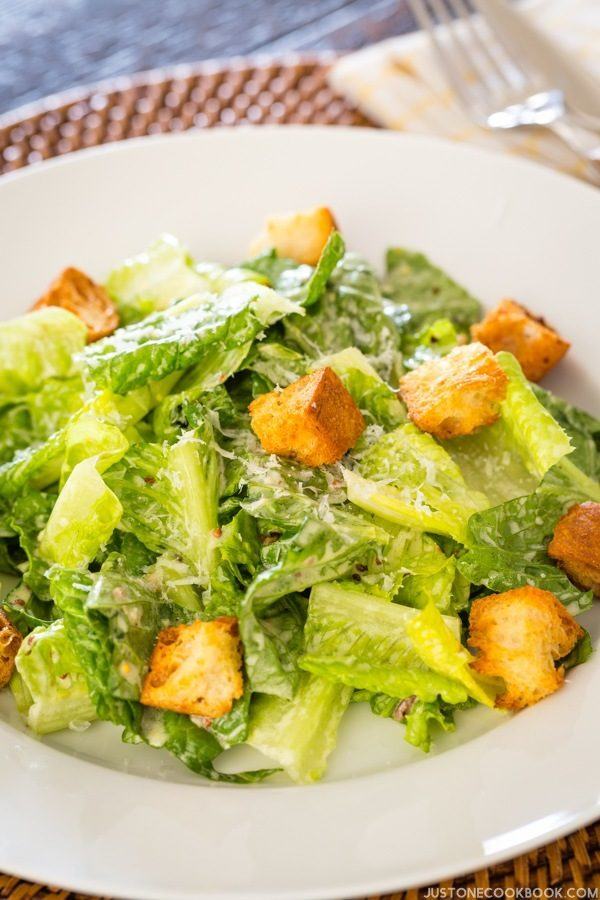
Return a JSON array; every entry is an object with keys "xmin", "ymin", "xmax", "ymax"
[{"xmin": 409, "ymin": 0, "xmax": 600, "ymax": 180}]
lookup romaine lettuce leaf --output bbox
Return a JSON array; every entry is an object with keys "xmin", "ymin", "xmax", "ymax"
[
  {"xmin": 383, "ymin": 248, "xmax": 481, "ymax": 334},
  {"xmin": 533, "ymin": 384, "xmax": 600, "ymax": 478},
  {"xmin": 394, "ymin": 529, "xmax": 466, "ymax": 614},
  {"xmin": 284, "ymin": 253, "xmax": 402, "ymax": 383},
  {"xmin": 352, "ymin": 690, "xmax": 457, "ymax": 753},
  {"xmin": 405, "ymin": 698, "xmax": 457, "ymax": 751},
  {"xmin": 2, "ymin": 582, "xmax": 56, "ymax": 634},
  {"xmin": 60, "ymin": 414, "xmax": 130, "ymax": 487},
  {"xmin": 401, "ymin": 318, "xmax": 459, "ymax": 371},
  {"xmin": 0, "ymin": 376, "xmax": 84, "ymax": 466},
  {"xmin": 442, "ymin": 357, "xmax": 590, "ymax": 506},
  {"xmin": 167, "ymin": 425, "xmax": 220, "ymax": 580},
  {"xmin": 11, "ymin": 619, "xmax": 96, "ymax": 734},
  {"xmin": 206, "ymin": 510, "xmax": 261, "ymax": 617},
  {"xmin": 247, "ymin": 672, "xmax": 352, "ymax": 784},
  {"xmin": 49, "ymin": 565, "xmax": 179, "ymax": 731},
  {"xmin": 132, "ymin": 707, "xmax": 277, "ymax": 783},
  {"xmin": 144, "ymin": 554, "xmax": 202, "ymax": 613},
  {"xmin": 242, "ymin": 230, "xmax": 345, "ymax": 309},
  {"xmin": 300, "ymin": 583, "xmax": 470, "ymax": 704},
  {"xmin": 207, "ymin": 687, "xmax": 252, "ymax": 749},
  {"xmin": 105, "ymin": 423, "xmax": 220, "ymax": 582},
  {"xmin": 8, "ymin": 491, "xmax": 56, "ymax": 599},
  {"xmin": 345, "ymin": 424, "xmax": 488, "ymax": 543},
  {"xmin": 0, "ymin": 374, "xmax": 180, "ymax": 502},
  {"xmin": 442, "ymin": 419, "xmax": 538, "ymax": 507},
  {"xmin": 405, "ymin": 603, "xmax": 498, "ymax": 706},
  {"xmin": 0, "ymin": 307, "xmax": 87, "ymax": 399},
  {"xmin": 105, "ymin": 234, "xmax": 207, "ymax": 324},
  {"xmin": 39, "ymin": 459, "xmax": 123, "ymax": 569},
  {"xmin": 243, "ymin": 341, "xmax": 308, "ymax": 390},
  {"xmin": 458, "ymin": 491, "xmax": 594, "ymax": 612},
  {"xmin": 239, "ymin": 593, "xmax": 306, "ymax": 700},
  {"xmin": 496, "ymin": 352, "xmax": 572, "ymax": 480},
  {"xmin": 82, "ymin": 283, "xmax": 304, "ymax": 395},
  {"xmin": 247, "ymin": 510, "xmax": 391, "ymax": 609},
  {"xmin": 313, "ymin": 346, "xmax": 405, "ymax": 430}
]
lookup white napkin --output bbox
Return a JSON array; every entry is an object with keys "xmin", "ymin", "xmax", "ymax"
[{"xmin": 329, "ymin": 0, "xmax": 600, "ymax": 182}]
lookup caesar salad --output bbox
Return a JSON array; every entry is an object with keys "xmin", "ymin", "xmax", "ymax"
[{"xmin": 0, "ymin": 206, "xmax": 598, "ymax": 784}]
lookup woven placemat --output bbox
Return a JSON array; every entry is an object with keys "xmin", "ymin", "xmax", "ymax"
[{"xmin": 0, "ymin": 54, "xmax": 598, "ymax": 900}]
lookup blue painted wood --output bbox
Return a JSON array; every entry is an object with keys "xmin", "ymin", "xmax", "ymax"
[{"xmin": 0, "ymin": 0, "xmax": 415, "ymax": 114}]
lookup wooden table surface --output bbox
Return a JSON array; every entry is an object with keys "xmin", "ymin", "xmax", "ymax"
[{"xmin": 0, "ymin": 0, "xmax": 416, "ymax": 115}]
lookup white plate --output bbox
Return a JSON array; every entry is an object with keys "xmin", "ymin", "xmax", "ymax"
[{"xmin": 0, "ymin": 127, "xmax": 599, "ymax": 900}]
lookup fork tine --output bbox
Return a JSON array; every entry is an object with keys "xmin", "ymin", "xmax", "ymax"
[
  {"xmin": 469, "ymin": 0, "xmax": 537, "ymax": 88},
  {"xmin": 408, "ymin": 0, "xmax": 477, "ymax": 112},
  {"xmin": 429, "ymin": 0, "xmax": 494, "ymax": 107},
  {"xmin": 445, "ymin": 0, "xmax": 516, "ymax": 94}
]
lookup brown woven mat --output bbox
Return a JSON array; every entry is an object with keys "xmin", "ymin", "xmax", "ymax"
[{"xmin": 0, "ymin": 54, "xmax": 598, "ymax": 900}]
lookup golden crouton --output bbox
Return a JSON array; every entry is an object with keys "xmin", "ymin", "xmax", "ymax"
[
  {"xmin": 548, "ymin": 502, "xmax": 600, "ymax": 596},
  {"xmin": 33, "ymin": 267, "xmax": 119, "ymax": 342},
  {"xmin": 140, "ymin": 617, "xmax": 243, "ymax": 719},
  {"xmin": 0, "ymin": 611, "xmax": 22, "ymax": 690},
  {"xmin": 468, "ymin": 586, "xmax": 583, "ymax": 710},
  {"xmin": 249, "ymin": 367, "xmax": 365, "ymax": 466},
  {"xmin": 249, "ymin": 206, "xmax": 337, "ymax": 265},
  {"xmin": 398, "ymin": 342, "xmax": 508, "ymax": 440},
  {"xmin": 471, "ymin": 299, "xmax": 569, "ymax": 383}
]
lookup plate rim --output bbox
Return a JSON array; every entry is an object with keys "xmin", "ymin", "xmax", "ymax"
[{"xmin": 0, "ymin": 126, "xmax": 599, "ymax": 900}]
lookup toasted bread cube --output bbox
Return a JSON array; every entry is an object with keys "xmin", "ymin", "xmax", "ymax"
[
  {"xmin": 249, "ymin": 367, "xmax": 365, "ymax": 466},
  {"xmin": 398, "ymin": 342, "xmax": 508, "ymax": 440},
  {"xmin": 140, "ymin": 617, "xmax": 243, "ymax": 719},
  {"xmin": 471, "ymin": 299, "xmax": 569, "ymax": 382},
  {"xmin": 468, "ymin": 586, "xmax": 583, "ymax": 710},
  {"xmin": 249, "ymin": 206, "xmax": 337, "ymax": 266},
  {"xmin": 0, "ymin": 611, "xmax": 22, "ymax": 690},
  {"xmin": 33, "ymin": 267, "xmax": 119, "ymax": 342},
  {"xmin": 548, "ymin": 501, "xmax": 600, "ymax": 596}
]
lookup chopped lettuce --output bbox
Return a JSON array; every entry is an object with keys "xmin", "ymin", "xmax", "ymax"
[
  {"xmin": 243, "ymin": 230, "xmax": 345, "ymax": 309},
  {"xmin": 8, "ymin": 491, "xmax": 56, "ymax": 599},
  {"xmin": 39, "ymin": 459, "xmax": 123, "ymax": 568},
  {"xmin": 105, "ymin": 234, "xmax": 207, "ymax": 324},
  {"xmin": 82, "ymin": 283, "xmax": 304, "ymax": 394},
  {"xmin": 167, "ymin": 425, "xmax": 220, "ymax": 580},
  {"xmin": 284, "ymin": 253, "xmax": 402, "ymax": 383},
  {"xmin": 11, "ymin": 620, "xmax": 96, "ymax": 734},
  {"xmin": 239, "ymin": 593, "xmax": 306, "ymax": 700},
  {"xmin": 300, "ymin": 583, "xmax": 470, "ymax": 704},
  {"xmin": 394, "ymin": 529, "xmax": 466, "ymax": 614},
  {"xmin": 533, "ymin": 384, "xmax": 600, "ymax": 479},
  {"xmin": 313, "ymin": 346, "xmax": 405, "ymax": 430},
  {"xmin": 352, "ymin": 690, "xmax": 458, "ymax": 753},
  {"xmin": 247, "ymin": 510, "xmax": 391, "ymax": 609},
  {"xmin": 496, "ymin": 352, "xmax": 573, "ymax": 479},
  {"xmin": 104, "ymin": 424, "xmax": 220, "ymax": 582},
  {"xmin": 243, "ymin": 341, "xmax": 308, "ymax": 390},
  {"xmin": 60, "ymin": 414, "xmax": 130, "ymax": 487},
  {"xmin": 458, "ymin": 491, "xmax": 594, "ymax": 612},
  {"xmin": 405, "ymin": 603, "xmax": 498, "ymax": 706},
  {"xmin": 0, "ymin": 375, "xmax": 84, "ymax": 466},
  {"xmin": 345, "ymin": 424, "xmax": 487, "ymax": 543},
  {"xmin": 0, "ymin": 307, "xmax": 87, "ymax": 399},
  {"xmin": 401, "ymin": 318, "xmax": 459, "ymax": 371},
  {"xmin": 130, "ymin": 707, "xmax": 276, "ymax": 783},
  {"xmin": 442, "ymin": 353, "xmax": 575, "ymax": 506},
  {"xmin": 1, "ymin": 225, "xmax": 596, "ymax": 783},
  {"xmin": 384, "ymin": 248, "xmax": 481, "ymax": 334},
  {"xmin": 2, "ymin": 581, "xmax": 56, "ymax": 635},
  {"xmin": 248, "ymin": 673, "xmax": 352, "ymax": 784}
]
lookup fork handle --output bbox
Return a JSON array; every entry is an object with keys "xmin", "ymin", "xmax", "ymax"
[{"xmin": 546, "ymin": 115, "xmax": 600, "ymax": 167}]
